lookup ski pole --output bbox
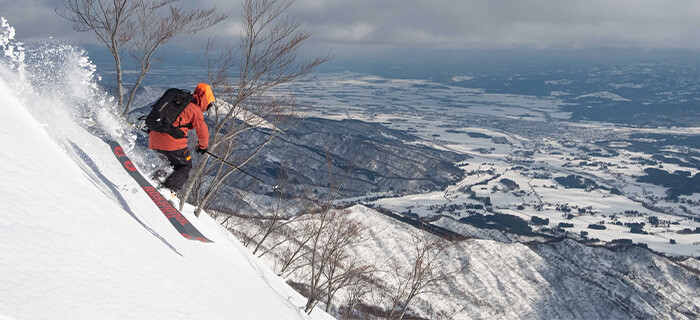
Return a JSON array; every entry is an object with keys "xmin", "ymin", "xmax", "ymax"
[{"xmin": 204, "ymin": 151, "xmax": 279, "ymax": 191}]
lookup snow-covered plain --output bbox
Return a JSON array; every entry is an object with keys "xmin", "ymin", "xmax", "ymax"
[
  {"xmin": 278, "ymin": 72, "xmax": 700, "ymax": 257},
  {"xmin": 574, "ymin": 91, "xmax": 631, "ymax": 101},
  {"xmin": 0, "ymin": 20, "xmax": 331, "ymax": 320}
]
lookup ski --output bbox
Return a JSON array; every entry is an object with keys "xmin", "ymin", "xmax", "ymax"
[{"xmin": 109, "ymin": 140, "xmax": 212, "ymax": 243}]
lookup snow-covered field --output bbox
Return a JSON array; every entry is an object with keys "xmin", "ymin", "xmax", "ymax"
[
  {"xmin": 0, "ymin": 21, "xmax": 331, "ymax": 320},
  {"xmin": 284, "ymin": 73, "xmax": 700, "ymax": 257},
  {"xmin": 374, "ymin": 130, "xmax": 700, "ymax": 255},
  {"xmin": 366, "ymin": 133, "xmax": 700, "ymax": 256},
  {"xmin": 285, "ymin": 72, "xmax": 570, "ymax": 122}
]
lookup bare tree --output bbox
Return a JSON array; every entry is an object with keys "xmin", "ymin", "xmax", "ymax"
[
  {"xmin": 178, "ymin": 0, "xmax": 332, "ymax": 216},
  {"xmin": 321, "ymin": 248, "xmax": 375, "ymax": 314},
  {"xmin": 57, "ymin": 0, "xmax": 226, "ymax": 115},
  {"xmin": 387, "ymin": 231, "xmax": 465, "ymax": 320},
  {"xmin": 227, "ymin": 213, "xmax": 267, "ymax": 247},
  {"xmin": 124, "ymin": 3, "xmax": 227, "ymax": 116},
  {"xmin": 341, "ymin": 275, "xmax": 376, "ymax": 318},
  {"xmin": 301, "ymin": 209, "xmax": 372, "ymax": 314},
  {"xmin": 209, "ymin": 161, "xmax": 312, "ymax": 261},
  {"xmin": 224, "ymin": 201, "xmax": 371, "ymax": 317},
  {"xmin": 250, "ymin": 167, "xmax": 298, "ymax": 256},
  {"xmin": 248, "ymin": 159, "xmax": 345, "ymax": 275},
  {"xmin": 228, "ymin": 152, "xmax": 370, "ymax": 315}
]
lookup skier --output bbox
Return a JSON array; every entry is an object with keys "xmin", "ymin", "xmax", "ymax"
[{"xmin": 149, "ymin": 83, "xmax": 215, "ymax": 204}]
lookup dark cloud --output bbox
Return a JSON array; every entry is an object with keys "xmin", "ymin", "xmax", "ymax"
[
  {"xmin": 0, "ymin": 0, "xmax": 81, "ymax": 43},
  {"xmin": 4, "ymin": 0, "xmax": 700, "ymax": 51},
  {"xmin": 279, "ymin": 0, "xmax": 700, "ymax": 49}
]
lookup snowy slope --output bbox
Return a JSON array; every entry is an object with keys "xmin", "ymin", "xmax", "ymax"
[
  {"xmin": 240, "ymin": 204, "xmax": 700, "ymax": 319},
  {"xmin": 347, "ymin": 205, "xmax": 700, "ymax": 319},
  {"xmin": 0, "ymin": 21, "xmax": 332, "ymax": 320}
]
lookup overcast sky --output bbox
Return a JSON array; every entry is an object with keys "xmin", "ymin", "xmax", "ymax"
[{"xmin": 3, "ymin": 0, "xmax": 700, "ymax": 60}]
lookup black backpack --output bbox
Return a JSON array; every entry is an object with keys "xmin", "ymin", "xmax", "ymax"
[{"xmin": 145, "ymin": 88, "xmax": 194, "ymax": 139}]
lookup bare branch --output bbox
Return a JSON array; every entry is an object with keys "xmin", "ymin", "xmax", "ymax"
[
  {"xmin": 57, "ymin": 0, "xmax": 228, "ymax": 115},
  {"xmin": 179, "ymin": 0, "xmax": 332, "ymax": 216},
  {"xmin": 386, "ymin": 231, "xmax": 466, "ymax": 320}
]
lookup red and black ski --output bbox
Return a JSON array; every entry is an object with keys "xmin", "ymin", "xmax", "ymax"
[{"xmin": 109, "ymin": 140, "xmax": 212, "ymax": 243}]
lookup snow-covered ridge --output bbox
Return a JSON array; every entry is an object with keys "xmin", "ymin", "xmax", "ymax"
[
  {"xmin": 0, "ymin": 18, "xmax": 331, "ymax": 320},
  {"xmin": 574, "ymin": 91, "xmax": 631, "ymax": 101},
  {"xmin": 452, "ymin": 75, "xmax": 474, "ymax": 82},
  {"xmin": 233, "ymin": 204, "xmax": 700, "ymax": 319}
]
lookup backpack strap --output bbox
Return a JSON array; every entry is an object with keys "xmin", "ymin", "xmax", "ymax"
[{"xmin": 172, "ymin": 97, "xmax": 196, "ymax": 130}]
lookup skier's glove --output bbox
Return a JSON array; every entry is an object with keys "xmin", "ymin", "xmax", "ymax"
[{"xmin": 196, "ymin": 146, "xmax": 208, "ymax": 154}]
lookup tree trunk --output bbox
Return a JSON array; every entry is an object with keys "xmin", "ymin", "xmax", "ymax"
[
  {"xmin": 178, "ymin": 152, "xmax": 211, "ymax": 211},
  {"xmin": 123, "ymin": 66, "xmax": 148, "ymax": 117},
  {"xmin": 193, "ymin": 159, "xmax": 236, "ymax": 217},
  {"xmin": 114, "ymin": 51, "xmax": 124, "ymax": 113}
]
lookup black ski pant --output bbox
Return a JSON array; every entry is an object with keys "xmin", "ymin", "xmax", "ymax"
[{"xmin": 156, "ymin": 147, "xmax": 192, "ymax": 192}]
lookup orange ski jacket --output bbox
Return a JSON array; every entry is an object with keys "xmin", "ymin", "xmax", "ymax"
[{"xmin": 148, "ymin": 83, "xmax": 214, "ymax": 151}]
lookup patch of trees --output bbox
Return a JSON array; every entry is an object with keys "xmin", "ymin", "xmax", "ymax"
[
  {"xmin": 429, "ymin": 202, "xmax": 482, "ymax": 215},
  {"xmin": 555, "ymin": 175, "xmax": 600, "ymax": 189},
  {"xmin": 511, "ymin": 190, "xmax": 528, "ymax": 197},
  {"xmin": 579, "ymin": 161, "xmax": 598, "ymax": 167},
  {"xmin": 677, "ymin": 227, "xmax": 700, "ymax": 234},
  {"xmin": 500, "ymin": 178, "xmax": 520, "ymax": 190},
  {"xmin": 624, "ymin": 210, "xmax": 643, "ymax": 217},
  {"xmin": 636, "ymin": 168, "xmax": 700, "ymax": 199},
  {"xmin": 630, "ymin": 157, "xmax": 659, "ymax": 166},
  {"xmin": 555, "ymin": 175, "xmax": 623, "ymax": 195},
  {"xmin": 530, "ymin": 216, "xmax": 549, "ymax": 226},
  {"xmin": 558, "ymin": 222, "xmax": 574, "ymax": 228},
  {"xmin": 474, "ymin": 147, "xmax": 493, "ymax": 154},
  {"xmin": 624, "ymin": 222, "xmax": 645, "ymax": 229},
  {"xmin": 611, "ymin": 239, "xmax": 633, "ymax": 245},
  {"xmin": 588, "ymin": 224, "xmax": 606, "ymax": 230},
  {"xmin": 459, "ymin": 213, "xmax": 535, "ymax": 236},
  {"xmin": 652, "ymin": 155, "xmax": 697, "ymax": 169},
  {"xmin": 646, "ymin": 216, "xmax": 670, "ymax": 227},
  {"xmin": 630, "ymin": 227, "xmax": 647, "ymax": 235},
  {"xmin": 532, "ymin": 172, "xmax": 552, "ymax": 179},
  {"xmin": 492, "ymin": 137, "xmax": 509, "ymax": 144},
  {"xmin": 631, "ymin": 133, "xmax": 700, "ymax": 150},
  {"xmin": 467, "ymin": 132, "xmax": 492, "ymax": 139},
  {"xmin": 467, "ymin": 191, "xmax": 492, "ymax": 207},
  {"xmin": 648, "ymin": 216, "xmax": 659, "ymax": 226},
  {"xmin": 589, "ymin": 151, "xmax": 619, "ymax": 158},
  {"xmin": 556, "ymin": 204, "xmax": 572, "ymax": 213}
]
